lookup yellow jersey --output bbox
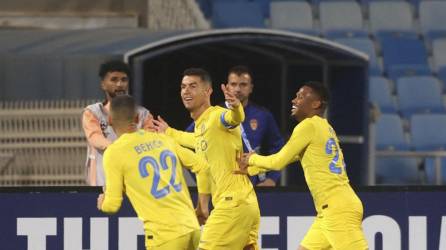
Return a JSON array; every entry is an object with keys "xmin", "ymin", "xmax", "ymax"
[
  {"xmin": 167, "ymin": 105, "xmax": 257, "ymax": 208},
  {"xmin": 101, "ymin": 129, "xmax": 208, "ymax": 246},
  {"xmin": 249, "ymin": 116, "xmax": 350, "ymax": 212}
]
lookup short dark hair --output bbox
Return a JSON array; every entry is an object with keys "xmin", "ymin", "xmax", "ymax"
[
  {"xmin": 228, "ymin": 65, "xmax": 252, "ymax": 78},
  {"xmin": 303, "ymin": 81, "xmax": 330, "ymax": 110},
  {"xmin": 183, "ymin": 68, "xmax": 212, "ymax": 85},
  {"xmin": 99, "ymin": 60, "xmax": 130, "ymax": 79},
  {"xmin": 110, "ymin": 95, "xmax": 136, "ymax": 123}
]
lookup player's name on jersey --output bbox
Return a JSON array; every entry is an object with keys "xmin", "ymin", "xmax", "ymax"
[{"xmin": 133, "ymin": 140, "xmax": 163, "ymax": 154}]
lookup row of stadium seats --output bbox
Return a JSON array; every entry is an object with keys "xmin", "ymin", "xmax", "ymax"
[
  {"xmin": 369, "ymin": 76, "xmax": 445, "ymax": 116},
  {"xmin": 375, "ymin": 113, "xmax": 446, "ymax": 184},
  {"xmin": 195, "ymin": 0, "xmax": 446, "ymax": 185},
  {"xmin": 199, "ymin": 0, "xmax": 446, "ymax": 88},
  {"xmin": 200, "ymin": 0, "xmax": 446, "ymax": 41},
  {"xmin": 334, "ymin": 36, "xmax": 446, "ymax": 82}
]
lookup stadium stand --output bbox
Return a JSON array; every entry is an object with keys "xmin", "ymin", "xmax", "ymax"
[
  {"xmin": 0, "ymin": 100, "xmax": 96, "ymax": 186},
  {"xmin": 3, "ymin": 0, "xmax": 446, "ymax": 186}
]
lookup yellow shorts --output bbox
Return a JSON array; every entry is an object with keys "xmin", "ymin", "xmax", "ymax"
[
  {"xmin": 199, "ymin": 202, "xmax": 260, "ymax": 250},
  {"xmin": 300, "ymin": 190, "xmax": 368, "ymax": 250},
  {"xmin": 146, "ymin": 229, "xmax": 200, "ymax": 250}
]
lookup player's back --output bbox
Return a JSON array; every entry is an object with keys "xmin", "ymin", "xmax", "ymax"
[
  {"xmin": 105, "ymin": 130, "xmax": 199, "ymax": 244},
  {"xmin": 298, "ymin": 116, "xmax": 351, "ymax": 210},
  {"xmin": 194, "ymin": 106, "xmax": 256, "ymax": 208}
]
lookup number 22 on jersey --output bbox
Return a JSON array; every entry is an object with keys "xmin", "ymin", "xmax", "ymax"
[{"xmin": 138, "ymin": 149, "xmax": 182, "ymax": 199}]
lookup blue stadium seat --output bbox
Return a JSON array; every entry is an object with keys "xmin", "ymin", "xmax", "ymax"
[
  {"xmin": 270, "ymin": 1, "xmax": 318, "ymax": 35},
  {"xmin": 375, "ymin": 114, "xmax": 409, "ymax": 150},
  {"xmin": 335, "ymin": 38, "xmax": 382, "ymax": 75},
  {"xmin": 397, "ymin": 76, "xmax": 445, "ymax": 118},
  {"xmin": 212, "ymin": 2, "xmax": 265, "ymax": 28},
  {"xmin": 319, "ymin": 1, "xmax": 367, "ymax": 39},
  {"xmin": 411, "ymin": 114, "xmax": 446, "ymax": 150},
  {"xmin": 424, "ymin": 157, "xmax": 446, "ymax": 184},
  {"xmin": 380, "ymin": 35, "xmax": 430, "ymax": 81},
  {"xmin": 251, "ymin": 0, "xmax": 271, "ymax": 18},
  {"xmin": 433, "ymin": 38, "xmax": 446, "ymax": 91},
  {"xmin": 376, "ymin": 157, "xmax": 421, "ymax": 185},
  {"xmin": 369, "ymin": 77, "xmax": 396, "ymax": 113},
  {"xmin": 420, "ymin": 1, "xmax": 446, "ymax": 42},
  {"xmin": 369, "ymin": 1, "xmax": 416, "ymax": 37}
]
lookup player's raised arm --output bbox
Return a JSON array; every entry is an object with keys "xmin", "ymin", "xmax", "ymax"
[{"xmin": 220, "ymin": 84, "xmax": 245, "ymax": 128}]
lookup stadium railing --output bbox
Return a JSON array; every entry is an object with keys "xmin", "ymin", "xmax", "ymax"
[
  {"xmin": 368, "ymin": 112, "xmax": 446, "ymax": 185},
  {"xmin": 0, "ymin": 100, "xmax": 96, "ymax": 186}
]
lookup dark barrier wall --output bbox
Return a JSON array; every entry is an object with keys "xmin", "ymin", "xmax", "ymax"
[{"xmin": 1, "ymin": 187, "xmax": 445, "ymax": 250}]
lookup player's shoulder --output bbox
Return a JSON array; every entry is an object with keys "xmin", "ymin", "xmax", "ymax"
[
  {"xmin": 295, "ymin": 117, "xmax": 317, "ymax": 130},
  {"xmin": 83, "ymin": 102, "xmax": 104, "ymax": 117}
]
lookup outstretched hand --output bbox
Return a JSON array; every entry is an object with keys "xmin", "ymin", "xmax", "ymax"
[
  {"xmin": 221, "ymin": 84, "xmax": 240, "ymax": 108},
  {"xmin": 234, "ymin": 152, "xmax": 254, "ymax": 175},
  {"xmin": 151, "ymin": 115, "xmax": 169, "ymax": 133}
]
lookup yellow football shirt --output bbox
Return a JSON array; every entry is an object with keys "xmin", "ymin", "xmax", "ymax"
[
  {"xmin": 167, "ymin": 105, "xmax": 257, "ymax": 208},
  {"xmin": 249, "ymin": 115, "xmax": 350, "ymax": 212},
  {"xmin": 101, "ymin": 129, "xmax": 208, "ymax": 246}
]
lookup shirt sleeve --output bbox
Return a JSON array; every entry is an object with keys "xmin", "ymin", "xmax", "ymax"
[
  {"xmin": 220, "ymin": 104, "xmax": 245, "ymax": 129},
  {"xmin": 82, "ymin": 110, "xmax": 112, "ymax": 150},
  {"xmin": 248, "ymin": 119, "xmax": 315, "ymax": 171},
  {"xmin": 101, "ymin": 148, "xmax": 124, "ymax": 213},
  {"xmin": 166, "ymin": 127, "xmax": 196, "ymax": 149},
  {"xmin": 173, "ymin": 142, "xmax": 211, "ymax": 194}
]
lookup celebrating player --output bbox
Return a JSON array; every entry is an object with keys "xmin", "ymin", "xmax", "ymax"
[
  {"xmin": 97, "ymin": 95, "xmax": 208, "ymax": 250},
  {"xmin": 237, "ymin": 82, "xmax": 368, "ymax": 250},
  {"xmin": 152, "ymin": 68, "xmax": 260, "ymax": 250}
]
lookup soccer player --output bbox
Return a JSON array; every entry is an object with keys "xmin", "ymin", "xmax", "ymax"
[
  {"xmin": 97, "ymin": 95, "xmax": 209, "ymax": 250},
  {"xmin": 152, "ymin": 68, "xmax": 260, "ymax": 250},
  {"xmin": 186, "ymin": 65, "xmax": 284, "ymax": 187},
  {"xmin": 82, "ymin": 60, "xmax": 153, "ymax": 186},
  {"xmin": 237, "ymin": 82, "xmax": 369, "ymax": 250},
  {"xmin": 225, "ymin": 65, "xmax": 284, "ymax": 186}
]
